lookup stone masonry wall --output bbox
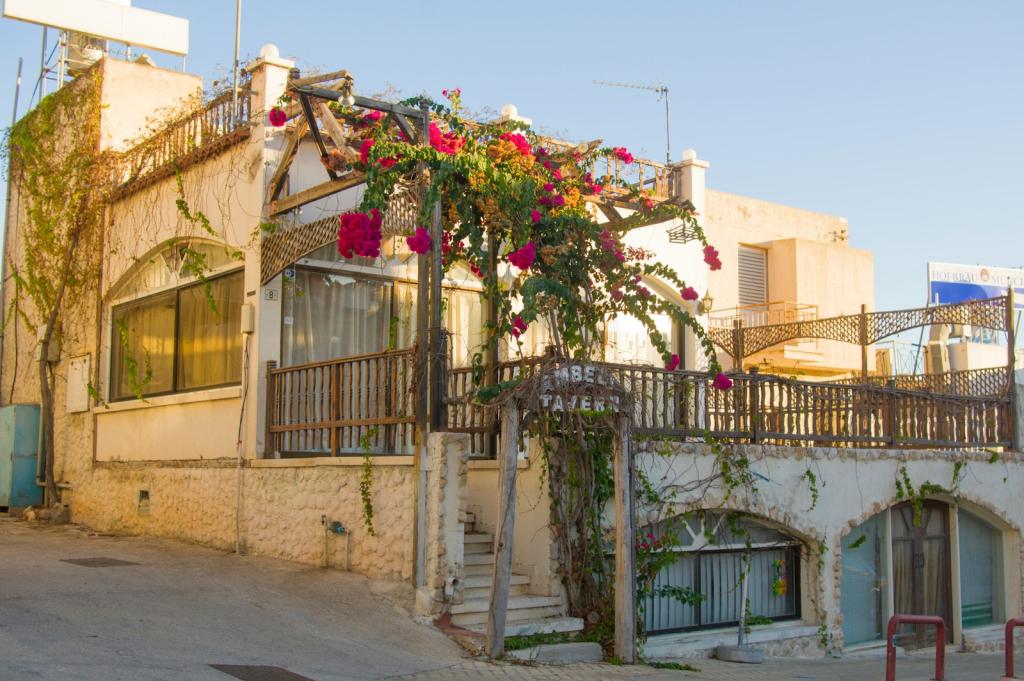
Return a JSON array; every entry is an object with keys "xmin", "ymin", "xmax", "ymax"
[{"xmin": 67, "ymin": 459, "xmax": 415, "ymax": 580}]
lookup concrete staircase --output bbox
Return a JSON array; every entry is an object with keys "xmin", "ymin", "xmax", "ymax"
[{"xmin": 452, "ymin": 513, "xmax": 582, "ymax": 636}]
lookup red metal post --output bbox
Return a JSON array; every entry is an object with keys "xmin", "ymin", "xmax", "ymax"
[
  {"xmin": 1005, "ymin": 618, "xmax": 1024, "ymax": 679},
  {"xmin": 885, "ymin": 615, "xmax": 945, "ymax": 681}
]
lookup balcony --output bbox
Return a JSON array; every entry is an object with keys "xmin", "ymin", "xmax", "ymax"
[{"xmin": 709, "ymin": 301, "xmax": 818, "ymax": 330}]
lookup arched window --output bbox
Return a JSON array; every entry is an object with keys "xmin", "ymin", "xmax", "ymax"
[
  {"xmin": 109, "ymin": 242, "xmax": 243, "ymax": 400},
  {"xmin": 641, "ymin": 511, "xmax": 801, "ymax": 635}
]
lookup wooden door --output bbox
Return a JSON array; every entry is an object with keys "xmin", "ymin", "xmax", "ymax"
[{"xmin": 892, "ymin": 500, "xmax": 953, "ymax": 647}]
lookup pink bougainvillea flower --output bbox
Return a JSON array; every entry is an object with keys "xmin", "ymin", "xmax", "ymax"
[
  {"xmin": 642, "ymin": 196, "xmax": 655, "ymax": 210},
  {"xmin": 379, "ymin": 156, "xmax": 398, "ymax": 169},
  {"xmin": 359, "ymin": 138, "xmax": 375, "ymax": 165},
  {"xmin": 469, "ymin": 262, "xmax": 483, "ymax": 278},
  {"xmin": 429, "ymin": 122, "xmax": 465, "ymax": 155},
  {"xmin": 507, "ymin": 242, "xmax": 536, "ymax": 270},
  {"xmin": 406, "ymin": 226, "xmax": 432, "ymax": 254},
  {"xmin": 338, "ymin": 209, "xmax": 383, "ymax": 259},
  {"xmin": 638, "ymin": 286, "xmax": 651, "ymax": 298},
  {"xmin": 511, "ymin": 315, "xmax": 529, "ymax": 338},
  {"xmin": 665, "ymin": 354, "xmax": 680, "ymax": 371},
  {"xmin": 681, "ymin": 286, "xmax": 699, "ymax": 301},
  {"xmin": 268, "ymin": 107, "xmax": 288, "ymax": 127},
  {"xmin": 543, "ymin": 182, "xmax": 555, "ymax": 193},
  {"xmin": 530, "ymin": 209, "xmax": 542, "ymax": 223},
  {"xmin": 610, "ymin": 286, "xmax": 623, "ymax": 301},
  {"xmin": 535, "ymin": 146, "xmax": 548, "ymax": 157},
  {"xmin": 552, "ymin": 169, "xmax": 563, "ymax": 181},
  {"xmin": 498, "ymin": 132, "xmax": 532, "ymax": 156},
  {"xmin": 612, "ymin": 146, "xmax": 634, "ymax": 164},
  {"xmin": 713, "ymin": 372, "xmax": 733, "ymax": 391},
  {"xmin": 703, "ymin": 244, "xmax": 722, "ymax": 271}
]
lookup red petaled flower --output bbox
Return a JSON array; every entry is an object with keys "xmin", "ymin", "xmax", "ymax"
[
  {"xmin": 703, "ymin": 245, "xmax": 722, "ymax": 271},
  {"xmin": 531, "ymin": 209, "xmax": 542, "ymax": 223},
  {"xmin": 406, "ymin": 226, "xmax": 432, "ymax": 254},
  {"xmin": 359, "ymin": 138, "xmax": 375, "ymax": 165},
  {"xmin": 268, "ymin": 107, "xmax": 288, "ymax": 127},
  {"xmin": 665, "ymin": 354, "xmax": 680, "ymax": 371},
  {"xmin": 498, "ymin": 132, "xmax": 532, "ymax": 156},
  {"xmin": 681, "ymin": 286, "xmax": 699, "ymax": 301},
  {"xmin": 612, "ymin": 146, "xmax": 634, "ymax": 164},
  {"xmin": 713, "ymin": 372, "xmax": 733, "ymax": 391},
  {"xmin": 429, "ymin": 122, "xmax": 465, "ymax": 155},
  {"xmin": 511, "ymin": 315, "xmax": 529, "ymax": 338},
  {"xmin": 337, "ymin": 209, "xmax": 383, "ymax": 259},
  {"xmin": 508, "ymin": 242, "xmax": 536, "ymax": 270}
]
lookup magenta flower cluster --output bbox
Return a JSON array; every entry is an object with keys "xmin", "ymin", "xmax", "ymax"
[
  {"xmin": 507, "ymin": 242, "xmax": 536, "ymax": 270},
  {"xmin": 406, "ymin": 226, "xmax": 432, "ymax": 254},
  {"xmin": 338, "ymin": 209, "xmax": 383, "ymax": 259},
  {"xmin": 703, "ymin": 245, "xmax": 722, "ymax": 271},
  {"xmin": 499, "ymin": 132, "xmax": 532, "ymax": 156}
]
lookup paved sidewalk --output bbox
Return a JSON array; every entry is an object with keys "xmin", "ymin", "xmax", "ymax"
[
  {"xmin": 381, "ymin": 653, "xmax": 1004, "ymax": 680},
  {"xmin": 0, "ymin": 518, "xmax": 1007, "ymax": 681}
]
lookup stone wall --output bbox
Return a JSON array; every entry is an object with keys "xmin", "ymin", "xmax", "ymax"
[
  {"xmin": 66, "ymin": 457, "xmax": 416, "ymax": 580},
  {"xmin": 416, "ymin": 433, "xmax": 469, "ymax": 614},
  {"xmin": 635, "ymin": 441, "xmax": 1024, "ymax": 654}
]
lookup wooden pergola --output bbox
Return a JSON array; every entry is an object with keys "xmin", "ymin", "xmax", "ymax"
[{"xmin": 259, "ymin": 68, "xmax": 704, "ymax": 438}]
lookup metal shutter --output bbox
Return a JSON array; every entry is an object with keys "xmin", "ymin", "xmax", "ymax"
[{"xmin": 737, "ymin": 246, "xmax": 767, "ymax": 307}]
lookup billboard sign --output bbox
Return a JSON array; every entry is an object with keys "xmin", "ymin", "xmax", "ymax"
[
  {"xmin": 928, "ymin": 262, "xmax": 1024, "ymax": 308},
  {"xmin": 3, "ymin": 0, "xmax": 188, "ymax": 56}
]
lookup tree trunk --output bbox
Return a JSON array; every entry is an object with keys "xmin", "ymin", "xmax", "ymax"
[{"xmin": 37, "ymin": 229, "xmax": 81, "ymax": 506}]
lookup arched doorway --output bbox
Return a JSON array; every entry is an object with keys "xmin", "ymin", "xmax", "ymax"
[
  {"xmin": 840, "ymin": 499, "xmax": 1007, "ymax": 650},
  {"xmin": 891, "ymin": 500, "xmax": 953, "ymax": 646}
]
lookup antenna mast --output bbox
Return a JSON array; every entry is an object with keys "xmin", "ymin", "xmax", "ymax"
[{"xmin": 594, "ymin": 80, "xmax": 671, "ymax": 164}]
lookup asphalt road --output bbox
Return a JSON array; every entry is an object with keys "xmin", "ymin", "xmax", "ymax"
[{"xmin": 0, "ymin": 519, "xmax": 464, "ymax": 681}]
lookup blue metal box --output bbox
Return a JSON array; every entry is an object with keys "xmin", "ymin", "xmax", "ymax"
[{"xmin": 0, "ymin": 404, "xmax": 43, "ymax": 509}]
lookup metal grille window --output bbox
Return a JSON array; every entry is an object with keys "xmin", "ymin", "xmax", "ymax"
[
  {"xmin": 737, "ymin": 245, "xmax": 768, "ymax": 308},
  {"xmin": 642, "ymin": 512, "xmax": 801, "ymax": 635}
]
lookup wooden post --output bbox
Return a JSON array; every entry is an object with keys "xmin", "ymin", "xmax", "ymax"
[
  {"xmin": 484, "ymin": 230, "xmax": 499, "ymax": 459},
  {"xmin": 860, "ymin": 303, "xmax": 869, "ymax": 380},
  {"xmin": 749, "ymin": 366, "xmax": 760, "ymax": 444},
  {"xmin": 486, "ymin": 402, "xmax": 519, "ymax": 658},
  {"xmin": 415, "ymin": 104, "xmax": 430, "ymax": 432},
  {"xmin": 886, "ymin": 378, "xmax": 898, "ymax": 446},
  {"xmin": 732, "ymin": 319, "xmax": 744, "ymax": 372},
  {"xmin": 264, "ymin": 360, "xmax": 277, "ymax": 456},
  {"xmin": 1007, "ymin": 287, "xmax": 1019, "ymax": 450},
  {"xmin": 613, "ymin": 413, "xmax": 637, "ymax": 663}
]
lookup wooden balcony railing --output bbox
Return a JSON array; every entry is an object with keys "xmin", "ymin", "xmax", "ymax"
[
  {"xmin": 266, "ymin": 353, "xmax": 1013, "ymax": 457},
  {"xmin": 265, "ymin": 348, "xmax": 418, "ymax": 456},
  {"xmin": 111, "ymin": 83, "xmax": 253, "ymax": 201}
]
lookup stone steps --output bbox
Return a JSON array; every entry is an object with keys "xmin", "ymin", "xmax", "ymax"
[
  {"xmin": 463, "ymin": 574, "xmax": 529, "ymax": 600},
  {"xmin": 451, "ymin": 598, "xmax": 564, "ymax": 626},
  {"xmin": 456, "ymin": 517, "xmax": 572, "ymax": 632},
  {"xmin": 464, "ymin": 616, "xmax": 584, "ymax": 637}
]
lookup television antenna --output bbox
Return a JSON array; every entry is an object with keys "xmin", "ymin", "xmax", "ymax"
[{"xmin": 594, "ymin": 80, "xmax": 671, "ymax": 164}]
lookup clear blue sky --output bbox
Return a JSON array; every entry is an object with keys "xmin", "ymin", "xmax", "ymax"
[{"xmin": 1, "ymin": 0, "xmax": 1021, "ymax": 312}]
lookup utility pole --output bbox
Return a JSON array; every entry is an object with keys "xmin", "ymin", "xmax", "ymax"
[{"xmin": 594, "ymin": 80, "xmax": 671, "ymax": 164}]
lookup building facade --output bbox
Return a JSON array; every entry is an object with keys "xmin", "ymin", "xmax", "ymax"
[{"xmin": 2, "ymin": 50, "xmax": 1020, "ymax": 659}]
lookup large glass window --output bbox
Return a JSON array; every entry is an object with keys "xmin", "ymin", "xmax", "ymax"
[
  {"xmin": 642, "ymin": 512, "xmax": 801, "ymax": 635},
  {"xmin": 841, "ymin": 514, "xmax": 889, "ymax": 646},
  {"xmin": 110, "ymin": 270, "xmax": 243, "ymax": 400},
  {"xmin": 282, "ymin": 266, "xmax": 486, "ymax": 369},
  {"xmin": 959, "ymin": 510, "xmax": 1002, "ymax": 628}
]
